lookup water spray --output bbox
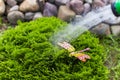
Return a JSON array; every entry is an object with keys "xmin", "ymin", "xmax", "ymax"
[
  {"xmin": 52, "ymin": 0, "xmax": 120, "ymax": 44},
  {"xmin": 55, "ymin": 0, "xmax": 120, "ymax": 62}
]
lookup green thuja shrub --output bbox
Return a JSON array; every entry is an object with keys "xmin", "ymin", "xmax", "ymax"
[{"xmin": 0, "ymin": 17, "xmax": 109, "ymax": 80}]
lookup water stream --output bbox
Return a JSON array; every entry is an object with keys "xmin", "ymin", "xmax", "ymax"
[{"xmin": 52, "ymin": 5, "xmax": 117, "ymax": 44}]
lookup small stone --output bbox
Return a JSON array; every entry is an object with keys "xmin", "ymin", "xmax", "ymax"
[
  {"xmin": 5, "ymin": 5, "xmax": 11, "ymax": 15},
  {"xmin": 72, "ymin": 15, "xmax": 83, "ymax": 24},
  {"xmin": 69, "ymin": 0, "xmax": 84, "ymax": 15},
  {"xmin": 104, "ymin": 17, "xmax": 120, "ymax": 25},
  {"xmin": 90, "ymin": 23, "xmax": 111, "ymax": 35},
  {"xmin": 6, "ymin": 0, "xmax": 17, "ymax": 7},
  {"xmin": 55, "ymin": 0, "xmax": 70, "ymax": 6},
  {"xmin": 19, "ymin": 0, "xmax": 39, "ymax": 12},
  {"xmin": 7, "ymin": 11, "xmax": 24, "ymax": 24},
  {"xmin": 109, "ymin": 0, "xmax": 115, "ymax": 4},
  {"xmin": 25, "ymin": 12, "xmax": 35, "ymax": 21},
  {"xmin": 58, "ymin": 5, "xmax": 76, "ymax": 22},
  {"xmin": 9, "ymin": 5, "xmax": 19, "ymax": 12},
  {"xmin": 83, "ymin": 3, "xmax": 91, "ymax": 15},
  {"xmin": 48, "ymin": 0, "xmax": 55, "ymax": 3},
  {"xmin": 33, "ymin": 12, "xmax": 43, "ymax": 20},
  {"xmin": 0, "ymin": 24, "xmax": 7, "ymax": 32},
  {"xmin": 80, "ymin": 0, "xmax": 84, "ymax": 2},
  {"xmin": 92, "ymin": 0, "xmax": 106, "ymax": 9},
  {"xmin": 37, "ymin": 0, "xmax": 45, "ymax": 12},
  {"xmin": 85, "ymin": 0, "xmax": 93, "ymax": 4},
  {"xmin": 15, "ymin": 0, "xmax": 23, "ymax": 3},
  {"xmin": 0, "ymin": 0, "xmax": 5, "ymax": 15},
  {"xmin": 43, "ymin": 2, "xmax": 57, "ymax": 17},
  {"xmin": 111, "ymin": 25, "xmax": 120, "ymax": 36},
  {"xmin": 1, "ymin": 16, "xmax": 8, "ymax": 23},
  {"xmin": 102, "ymin": 0, "xmax": 109, "ymax": 5}
]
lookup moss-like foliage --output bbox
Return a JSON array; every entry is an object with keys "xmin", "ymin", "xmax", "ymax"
[
  {"xmin": 0, "ymin": 17, "xmax": 109, "ymax": 80},
  {"xmin": 112, "ymin": 62, "xmax": 120, "ymax": 80}
]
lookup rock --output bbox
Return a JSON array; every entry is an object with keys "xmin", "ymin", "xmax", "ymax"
[
  {"xmin": 0, "ymin": 24, "xmax": 7, "ymax": 32},
  {"xmin": 9, "ymin": 5, "xmax": 19, "ymax": 12},
  {"xmin": 5, "ymin": 5, "xmax": 11, "ymax": 15},
  {"xmin": 48, "ymin": 0, "xmax": 55, "ymax": 3},
  {"xmin": 58, "ymin": 6, "xmax": 76, "ymax": 22},
  {"xmin": 7, "ymin": 11, "xmax": 24, "ymax": 24},
  {"xmin": 69, "ymin": 0, "xmax": 84, "ymax": 15},
  {"xmin": 43, "ymin": 2, "xmax": 57, "ymax": 17},
  {"xmin": 55, "ymin": 0, "xmax": 70, "ymax": 6},
  {"xmin": 109, "ymin": 0, "xmax": 115, "ymax": 4},
  {"xmin": 111, "ymin": 25, "xmax": 120, "ymax": 36},
  {"xmin": 37, "ymin": 0, "xmax": 45, "ymax": 12},
  {"xmin": 33, "ymin": 12, "xmax": 43, "ymax": 20},
  {"xmin": 15, "ymin": 0, "xmax": 23, "ymax": 3},
  {"xmin": 80, "ymin": 0, "xmax": 84, "ymax": 2},
  {"xmin": 104, "ymin": 17, "xmax": 120, "ymax": 25},
  {"xmin": 19, "ymin": 0, "xmax": 39, "ymax": 12},
  {"xmin": 102, "ymin": 0, "xmax": 109, "ymax": 5},
  {"xmin": 0, "ymin": 0, "xmax": 5, "ymax": 15},
  {"xmin": 25, "ymin": 12, "xmax": 35, "ymax": 21},
  {"xmin": 83, "ymin": 3, "xmax": 91, "ymax": 15},
  {"xmin": 85, "ymin": 0, "xmax": 93, "ymax": 4},
  {"xmin": 72, "ymin": 15, "xmax": 83, "ymax": 24},
  {"xmin": 90, "ymin": 23, "xmax": 111, "ymax": 35},
  {"xmin": 1, "ymin": 16, "xmax": 8, "ymax": 23},
  {"xmin": 92, "ymin": 0, "xmax": 106, "ymax": 9},
  {"xmin": 6, "ymin": 0, "xmax": 17, "ymax": 7}
]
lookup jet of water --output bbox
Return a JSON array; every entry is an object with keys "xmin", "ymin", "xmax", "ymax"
[{"xmin": 51, "ymin": 5, "xmax": 117, "ymax": 44}]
